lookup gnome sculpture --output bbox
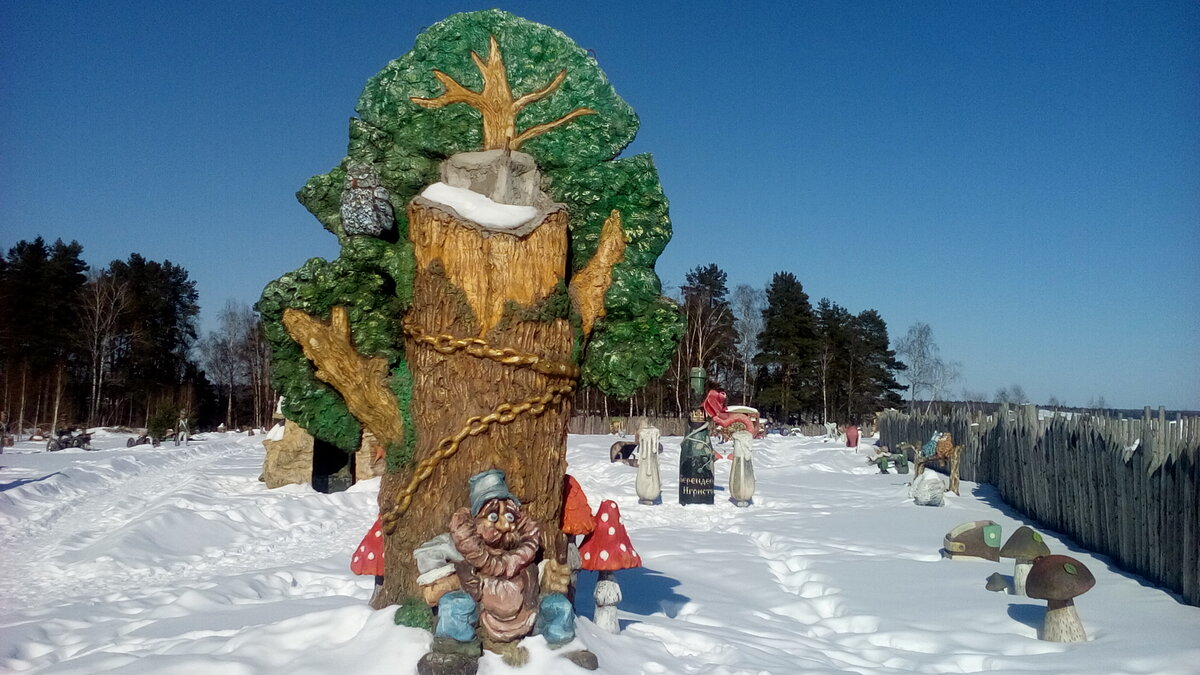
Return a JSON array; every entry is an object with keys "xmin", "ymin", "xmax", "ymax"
[{"xmin": 420, "ymin": 470, "xmax": 584, "ymax": 671}]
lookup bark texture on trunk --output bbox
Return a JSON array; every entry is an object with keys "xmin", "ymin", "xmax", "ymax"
[{"xmin": 375, "ymin": 199, "xmax": 575, "ymax": 607}]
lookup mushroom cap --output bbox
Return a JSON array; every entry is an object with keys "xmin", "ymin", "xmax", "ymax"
[
  {"xmin": 999, "ymin": 525, "xmax": 1051, "ymax": 561},
  {"xmin": 1025, "ymin": 554, "xmax": 1095, "ymax": 601},
  {"xmin": 561, "ymin": 474, "xmax": 595, "ymax": 535},
  {"xmin": 943, "ymin": 520, "xmax": 1003, "ymax": 561},
  {"xmin": 578, "ymin": 500, "xmax": 641, "ymax": 571},
  {"xmin": 985, "ymin": 572, "xmax": 1008, "ymax": 592},
  {"xmin": 350, "ymin": 517, "xmax": 385, "ymax": 576}
]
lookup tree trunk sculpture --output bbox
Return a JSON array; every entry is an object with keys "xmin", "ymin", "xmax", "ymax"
[
  {"xmin": 372, "ymin": 195, "xmax": 620, "ymax": 603},
  {"xmin": 260, "ymin": 11, "xmax": 681, "ymax": 611}
]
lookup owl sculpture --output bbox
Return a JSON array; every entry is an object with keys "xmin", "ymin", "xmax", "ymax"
[{"xmin": 340, "ymin": 162, "xmax": 394, "ymax": 237}]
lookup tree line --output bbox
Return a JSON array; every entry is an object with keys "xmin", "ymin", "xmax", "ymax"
[
  {"xmin": 1, "ymin": 239, "xmax": 921, "ymax": 437},
  {"xmin": 577, "ymin": 264, "xmax": 909, "ymax": 426},
  {"xmin": 0, "ymin": 237, "xmax": 272, "ymax": 437}
]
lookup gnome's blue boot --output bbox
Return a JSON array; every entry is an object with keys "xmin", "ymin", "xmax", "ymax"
[
  {"xmin": 434, "ymin": 591, "xmax": 478, "ymax": 643},
  {"xmin": 535, "ymin": 593, "xmax": 598, "ymax": 670},
  {"xmin": 535, "ymin": 593, "xmax": 575, "ymax": 647},
  {"xmin": 420, "ymin": 591, "xmax": 482, "ymax": 675}
]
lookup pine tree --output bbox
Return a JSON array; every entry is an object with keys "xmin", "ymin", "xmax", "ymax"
[
  {"xmin": 845, "ymin": 310, "xmax": 905, "ymax": 420},
  {"xmin": 814, "ymin": 298, "xmax": 852, "ymax": 424},
  {"xmin": 0, "ymin": 238, "xmax": 89, "ymax": 431},
  {"xmin": 107, "ymin": 254, "xmax": 200, "ymax": 423},
  {"xmin": 754, "ymin": 272, "xmax": 817, "ymax": 423}
]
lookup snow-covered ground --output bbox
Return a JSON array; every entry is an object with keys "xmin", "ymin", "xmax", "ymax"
[{"xmin": 1, "ymin": 430, "xmax": 1197, "ymax": 674}]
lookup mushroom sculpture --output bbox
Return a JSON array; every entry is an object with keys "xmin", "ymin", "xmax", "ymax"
[
  {"xmin": 985, "ymin": 572, "xmax": 1008, "ymax": 592},
  {"xmin": 578, "ymin": 500, "xmax": 641, "ymax": 633},
  {"xmin": 561, "ymin": 475, "xmax": 595, "ymax": 598},
  {"xmin": 350, "ymin": 517, "xmax": 385, "ymax": 604},
  {"xmin": 943, "ymin": 520, "xmax": 1002, "ymax": 561},
  {"xmin": 1025, "ymin": 554, "xmax": 1095, "ymax": 642},
  {"xmin": 999, "ymin": 526, "xmax": 1051, "ymax": 596},
  {"xmin": 562, "ymin": 475, "xmax": 595, "ymax": 541}
]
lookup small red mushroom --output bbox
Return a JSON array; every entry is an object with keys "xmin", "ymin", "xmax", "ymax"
[
  {"xmin": 561, "ymin": 474, "xmax": 595, "ymax": 538},
  {"xmin": 578, "ymin": 500, "xmax": 641, "ymax": 633},
  {"xmin": 351, "ymin": 517, "xmax": 385, "ymax": 601}
]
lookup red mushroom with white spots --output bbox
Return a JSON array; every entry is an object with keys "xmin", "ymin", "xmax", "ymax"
[
  {"xmin": 351, "ymin": 517, "xmax": 385, "ymax": 603},
  {"xmin": 578, "ymin": 500, "xmax": 641, "ymax": 633}
]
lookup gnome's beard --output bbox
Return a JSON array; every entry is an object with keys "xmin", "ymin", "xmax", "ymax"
[
  {"xmin": 480, "ymin": 521, "xmax": 520, "ymax": 549},
  {"xmin": 450, "ymin": 507, "xmax": 540, "ymax": 579}
]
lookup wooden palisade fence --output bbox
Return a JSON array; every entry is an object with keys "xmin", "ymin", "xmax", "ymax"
[
  {"xmin": 569, "ymin": 415, "xmax": 687, "ymax": 437},
  {"xmin": 879, "ymin": 405, "xmax": 1200, "ymax": 607}
]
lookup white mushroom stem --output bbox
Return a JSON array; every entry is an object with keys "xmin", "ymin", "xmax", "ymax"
[
  {"xmin": 1042, "ymin": 598, "xmax": 1087, "ymax": 642},
  {"xmin": 593, "ymin": 571, "xmax": 622, "ymax": 634},
  {"xmin": 1013, "ymin": 560, "xmax": 1033, "ymax": 596}
]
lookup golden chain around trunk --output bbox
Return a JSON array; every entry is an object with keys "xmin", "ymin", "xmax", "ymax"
[{"xmin": 380, "ymin": 320, "xmax": 578, "ymax": 533}]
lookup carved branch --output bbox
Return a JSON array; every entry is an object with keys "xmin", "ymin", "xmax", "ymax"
[
  {"xmin": 282, "ymin": 306, "xmax": 405, "ymax": 448},
  {"xmin": 416, "ymin": 70, "xmax": 487, "ymax": 107},
  {"xmin": 513, "ymin": 69, "xmax": 567, "ymax": 112},
  {"xmin": 409, "ymin": 35, "xmax": 595, "ymax": 151},
  {"xmin": 510, "ymin": 107, "xmax": 597, "ymax": 150},
  {"xmin": 569, "ymin": 209, "xmax": 627, "ymax": 336}
]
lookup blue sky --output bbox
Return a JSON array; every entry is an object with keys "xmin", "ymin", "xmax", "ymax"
[{"xmin": 2, "ymin": 1, "xmax": 1196, "ymax": 410}]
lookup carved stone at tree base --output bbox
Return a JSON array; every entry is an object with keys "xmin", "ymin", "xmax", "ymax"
[
  {"xmin": 563, "ymin": 649, "xmax": 600, "ymax": 670},
  {"xmin": 417, "ymin": 651, "xmax": 479, "ymax": 675},
  {"xmin": 260, "ymin": 420, "xmax": 313, "ymax": 489}
]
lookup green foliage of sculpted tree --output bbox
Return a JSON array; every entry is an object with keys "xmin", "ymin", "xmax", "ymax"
[
  {"xmin": 262, "ymin": 10, "xmax": 680, "ymax": 453},
  {"xmin": 258, "ymin": 239, "xmax": 414, "ymax": 455},
  {"xmin": 259, "ymin": 9, "xmax": 682, "ymax": 604}
]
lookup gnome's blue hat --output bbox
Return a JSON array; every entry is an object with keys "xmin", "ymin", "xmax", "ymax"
[{"xmin": 468, "ymin": 469, "xmax": 520, "ymax": 516}]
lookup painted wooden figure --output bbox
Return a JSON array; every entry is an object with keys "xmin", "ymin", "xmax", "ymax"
[
  {"xmin": 634, "ymin": 423, "xmax": 662, "ymax": 505},
  {"xmin": 728, "ymin": 429, "xmax": 756, "ymax": 507}
]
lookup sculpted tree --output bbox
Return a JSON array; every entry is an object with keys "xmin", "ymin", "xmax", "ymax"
[{"xmin": 258, "ymin": 10, "xmax": 682, "ymax": 608}]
